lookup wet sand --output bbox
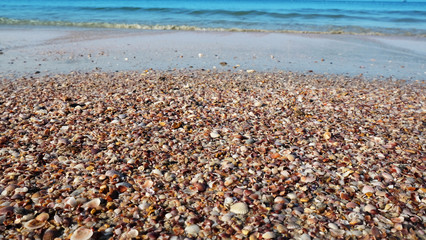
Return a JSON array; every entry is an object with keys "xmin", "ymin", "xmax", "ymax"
[
  {"xmin": 0, "ymin": 70, "xmax": 424, "ymax": 239},
  {"xmin": 1, "ymin": 26, "xmax": 426, "ymax": 80}
]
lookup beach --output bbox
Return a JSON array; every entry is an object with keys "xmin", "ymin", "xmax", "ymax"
[
  {"xmin": 0, "ymin": 59, "xmax": 425, "ymax": 239},
  {"xmin": 2, "ymin": 0, "xmax": 426, "ymax": 239}
]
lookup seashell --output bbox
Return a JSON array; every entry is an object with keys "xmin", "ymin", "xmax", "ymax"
[
  {"xmin": 346, "ymin": 202, "xmax": 358, "ymax": 209},
  {"xmin": 262, "ymin": 231, "xmax": 276, "ymax": 239},
  {"xmin": 151, "ymin": 169, "xmax": 162, "ymax": 176},
  {"xmin": 287, "ymin": 193, "xmax": 297, "ymax": 200},
  {"xmin": 220, "ymin": 212, "xmax": 234, "ymax": 222},
  {"xmin": 364, "ymin": 204, "xmax": 377, "ymax": 214},
  {"xmin": 43, "ymin": 229, "xmax": 59, "ymax": 240},
  {"xmin": 82, "ymin": 198, "xmax": 101, "ymax": 210},
  {"xmin": 210, "ymin": 130, "xmax": 220, "ymax": 138},
  {"xmin": 23, "ymin": 219, "xmax": 46, "ymax": 230},
  {"xmin": 323, "ymin": 131, "xmax": 332, "ymax": 140},
  {"xmin": 330, "ymin": 229, "xmax": 345, "ymax": 238},
  {"xmin": 70, "ymin": 227, "xmax": 93, "ymax": 240},
  {"xmin": 300, "ymin": 176, "xmax": 315, "ymax": 183},
  {"xmin": 54, "ymin": 214, "xmax": 63, "ymax": 225},
  {"xmin": 230, "ymin": 202, "xmax": 249, "ymax": 215},
  {"xmin": 391, "ymin": 216, "xmax": 404, "ymax": 223},
  {"xmin": 328, "ymin": 223, "xmax": 339, "ymax": 230},
  {"xmin": 286, "ymin": 154, "xmax": 296, "ymax": 161},
  {"xmin": 116, "ymin": 182, "xmax": 132, "ymax": 193},
  {"xmin": 382, "ymin": 172, "xmax": 393, "ymax": 181},
  {"xmin": 65, "ymin": 197, "xmax": 77, "ymax": 208},
  {"xmin": 185, "ymin": 224, "xmax": 200, "ymax": 236},
  {"xmin": 35, "ymin": 212, "xmax": 49, "ymax": 222},
  {"xmin": 58, "ymin": 137, "xmax": 70, "ymax": 145},
  {"xmin": 300, "ymin": 233, "xmax": 311, "ymax": 240},
  {"xmin": 306, "ymin": 217, "xmax": 317, "ymax": 225},
  {"xmin": 274, "ymin": 197, "xmax": 286, "ymax": 204},
  {"xmin": 224, "ymin": 197, "xmax": 234, "ymax": 207},
  {"xmin": 193, "ymin": 182, "xmax": 206, "ymax": 192},
  {"xmin": 394, "ymin": 223, "xmax": 403, "ymax": 231},
  {"xmin": 224, "ymin": 176, "xmax": 234, "ymax": 186},
  {"xmin": 105, "ymin": 170, "xmax": 122, "ymax": 177},
  {"xmin": 142, "ymin": 180, "xmax": 154, "ymax": 189},
  {"xmin": 0, "ymin": 206, "xmax": 14, "ymax": 215},
  {"xmin": 287, "ymin": 223, "xmax": 300, "ymax": 230},
  {"xmin": 362, "ymin": 185, "xmax": 375, "ymax": 194},
  {"xmin": 254, "ymin": 101, "xmax": 262, "ymax": 107},
  {"xmin": 126, "ymin": 229, "xmax": 139, "ymax": 238}
]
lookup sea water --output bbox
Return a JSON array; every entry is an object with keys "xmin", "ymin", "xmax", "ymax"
[{"xmin": 1, "ymin": 0, "xmax": 425, "ymax": 36}]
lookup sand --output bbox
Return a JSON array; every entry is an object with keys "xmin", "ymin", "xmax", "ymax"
[{"xmin": 1, "ymin": 26, "xmax": 425, "ymax": 80}]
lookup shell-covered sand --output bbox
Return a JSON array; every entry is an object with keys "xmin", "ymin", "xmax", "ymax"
[{"xmin": 0, "ymin": 70, "xmax": 424, "ymax": 239}]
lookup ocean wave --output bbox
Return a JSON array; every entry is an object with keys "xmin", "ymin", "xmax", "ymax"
[
  {"xmin": 69, "ymin": 6, "xmax": 426, "ymax": 24},
  {"xmin": 0, "ymin": 17, "xmax": 425, "ymax": 37}
]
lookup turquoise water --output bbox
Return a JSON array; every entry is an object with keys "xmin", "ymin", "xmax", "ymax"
[{"xmin": 1, "ymin": 0, "xmax": 426, "ymax": 35}]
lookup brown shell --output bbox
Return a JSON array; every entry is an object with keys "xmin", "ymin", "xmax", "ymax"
[
  {"xmin": 70, "ymin": 227, "xmax": 93, "ymax": 240},
  {"xmin": 23, "ymin": 219, "xmax": 46, "ymax": 230}
]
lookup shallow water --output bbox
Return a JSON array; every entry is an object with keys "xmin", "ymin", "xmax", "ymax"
[{"xmin": 1, "ymin": 0, "xmax": 426, "ymax": 35}]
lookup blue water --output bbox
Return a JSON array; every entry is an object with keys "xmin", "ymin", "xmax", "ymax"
[{"xmin": 1, "ymin": 0, "xmax": 426, "ymax": 36}]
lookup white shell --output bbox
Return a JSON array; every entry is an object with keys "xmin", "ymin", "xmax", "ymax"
[
  {"xmin": 185, "ymin": 224, "xmax": 200, "ymax": 236},
  {"xmin": 210, "ymin": 130, "xmax": 220, "ymax": 138},
  {"xmin": 70, "ymin": 227, "xmax": 93, "ymax": 240},
  {"xmin": 287, "ymin": 192, "xmax": 297, "ymax": 200},
  {"xmin": 274, "ymin": 197, "xmax": 286, "ymax": 204},
  {"xmin": 382, "ymin": 172, "xmax": 394, "ymax": 181},
  {"xmin": 65, "ymin": 197, "xmax": 77, "ymax": 208},
  {"xmin": 362, "ymin": 185, "xmax": 375, "ymax": 194},
  {"xmin": 224, "ymin": 197, "xmax": 234, "ymax": 207},
  {"xmin": 301, "ymin": 176, "xmax": 316, "ymax": 183},
  {"xmin": 126, "ymin": 229, "xmax": 139, "ymax": 238},
  {"xmin": 364, "ymin": 204, "xmax": 376, "ymax": 213},
  {"xmin": 262, "ymin": 231, "xmax": 276, "ymax": 239},
  {"xmin": 82, "ymin": 198, "xmax": 101, "ymax": 209},
  {"xmin": 230, "ymin": 202, "xmax": 249, "ymax": 215}
]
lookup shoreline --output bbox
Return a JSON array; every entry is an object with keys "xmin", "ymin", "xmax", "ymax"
[
  {"xmin": 1, "ymin": 26, "xmax": 425, "ymax": 80},
  {"xmin": 0, "ymin": 70, "xmax": 424, "ymax": 239}
]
